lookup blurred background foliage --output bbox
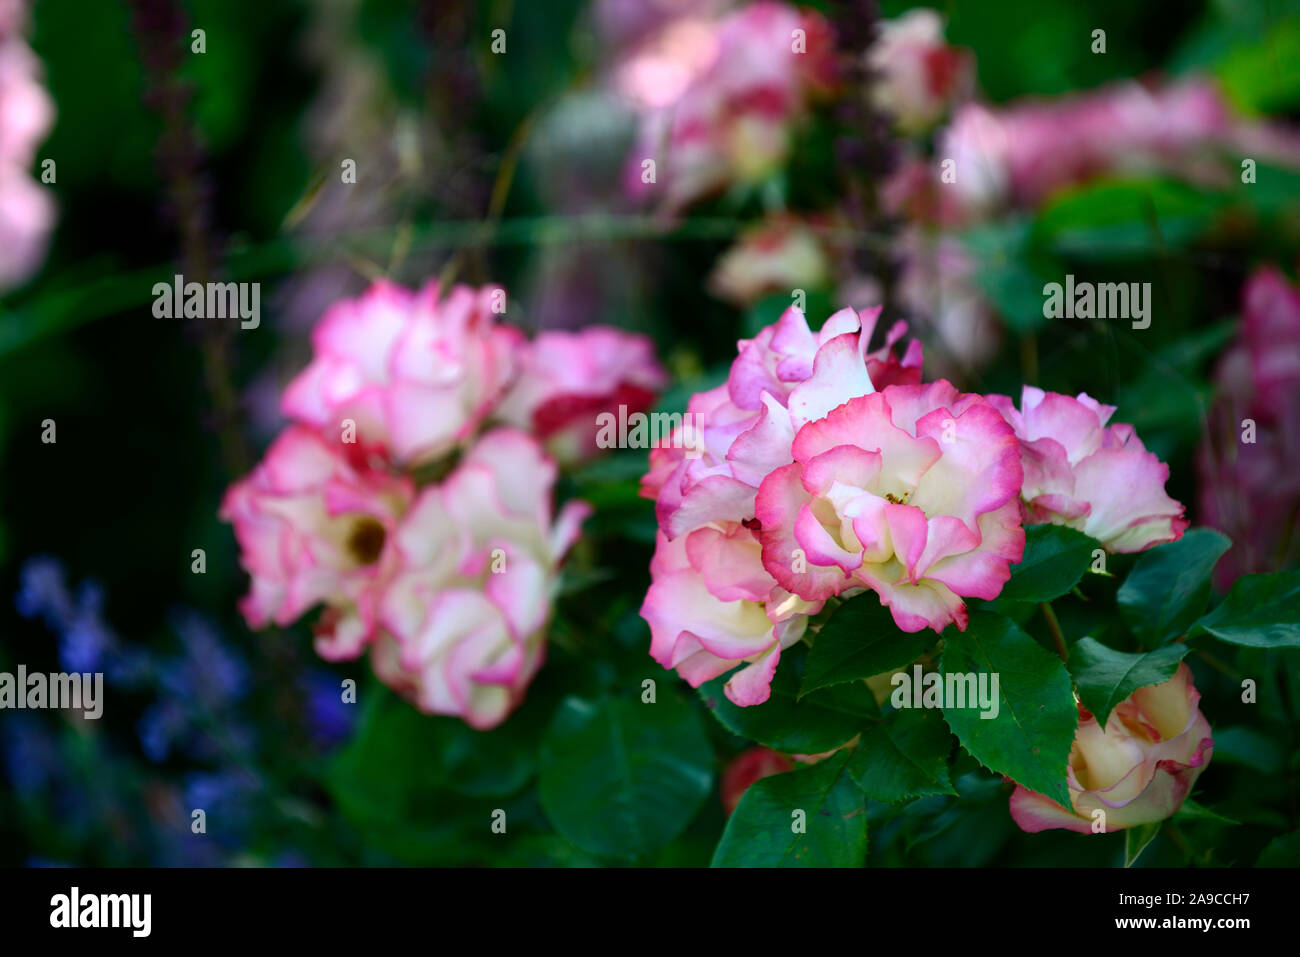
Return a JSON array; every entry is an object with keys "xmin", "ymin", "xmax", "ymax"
[{"xmin": 1, "ymin": 0, "xmax": 1298, "ymax": 866}]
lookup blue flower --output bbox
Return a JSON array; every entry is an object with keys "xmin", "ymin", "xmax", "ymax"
[
  {"xmin": 59, "ymin": 615, "xmax": 111, "ymax": 674},
  {"xmin": 183, "ymin": 769, "xmax": 261, "ymax": 847},
  {"xmin": 165, "ymin": 609, "xmax": 248, "ymax": 708},
  {"xmin": 15, "ymin": 556, "xmax": 75, "ymax": 631},
  {"xmin": 15, "ymin": 557, "xmax": 137, "ymax": 680},
  {"xmin": 303, "ymin": 670, "xmax": 357, "ymax": 749},
  {"xmin": 137, "ymin": 700, "xmax": 188, "ymax": 763},
  {"xmin": 0, "ymin": 715, "xmax": 61, "ymax": 798}
]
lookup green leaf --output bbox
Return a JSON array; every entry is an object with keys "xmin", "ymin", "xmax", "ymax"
[
  {"xmin": 326, "ymin": 684, "xmax": 542, "ymax": 863},
  {"xmin": 998, "ymin": 524, "xmax": 1098, "ymax": 603},
  {"xmin": 700, "ymin": 648, "xmax": 878, "ymax": 754},
  {"xmin": 1209, "ymin": 726, "xmax": 1286, "ymax": 776},
  {"xmin": 1189, "ymin": 570, "xmax": 1300, "ymax": 648},
  {"xmin": 1174, "ymin": 798, "xmax": 1239, "ymax": 827},
  {"xmin": 847, "ymin": 708, "xmax": 956, "ymax": 802},
  {"xmin": 940, "ymin": 612, "xmax": 1077, "ymax": 808},
  {"xmin": 1238, "ymin": 163, "xmax": 1300, "ymax": 218},
  {"xmin": 979, "ymin": 597, "xmax": 1037, "ymax": 625},
  {"xmin": 1257, "ymin": 830, "xmax": 1300, "ymax": 867},
  {"xmin": 1125, "ymin": 821, "xmax": 1162, "ymax": 867},
  {"xmin": 1117, "ymin": 529, "xmax": 1231, "ymax": 645},
  {"xmin": 538, "ymin": 693, "xmax": 713, "ymax": 860},
  {"xmin": 1216, "ymin": 19, "xmax": 1300, "ymax": 114},
  {"xmin": 903, "ymin": 772, "xmax": 1016, "ymax": 867},
  {"xmin": 711, "ymin": 751, "xmax": 866, "ymax": 867},
  {"xmin": 1033, "ymin": 179, "xmax": 1226, "ymax": 257},
  {"xmin": 800, "ymin": 593, "xmax": 934, "ymax": 697},
  {"xmin": 1067, "ymin": 637, "xmax": 1190, "ymax": 728}
]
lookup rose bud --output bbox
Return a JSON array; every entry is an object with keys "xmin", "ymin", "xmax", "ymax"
[{"xmin": 1009, "ymin": 664, "xmax": 1213, "ymax": 834}]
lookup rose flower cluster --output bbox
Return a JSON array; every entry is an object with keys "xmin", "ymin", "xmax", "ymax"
[
  {"xmin": 643, "ymin": 302, "xmax": 1211, "ymax": 835},
  {"xmin": 222, "ymin": 280, "xmax": 664, "ymax": 728},
  {"xmin": 640, "ymin": 303, "xmax": 1187, "ymax": 708}
]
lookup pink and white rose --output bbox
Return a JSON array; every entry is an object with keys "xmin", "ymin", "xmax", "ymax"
[
  {"xmin": 755, "ymin": 380, "xmax": 1026, "ymax": 633},
  {"xmin": 0, "ymin": 38, "xmax": 52, "ymax": 168},
  {"xmin": 497, "ymin": 326, "xmax": 667, "ymax": 464},
  {"xmin": 989, "ymin": 387, "xmax": 1188, "ymax": 552},
  {"xmin": 869, "ymin": 9, "xmax": 971, "ymax": 136},
  {"xmin": 641, "ymin": 304, "xmax": 925, "ymax": 704},
  {"xmin": 707, "ymin": 213, "xmax": 835, "ymax": 307},
  {"xmin": 0, "ymin": 164, "xmax": 53, "ymax": 289},
  {"xmin": 281, "ymin": 280, "xmax": 523, "ymax": 467},
  {"xmin": 643, "ymin": 527, "xmax": 817, "ymax": 707},
  {"xmin": 219, "ymin": 425, "xmax": 414, "ymax": 659},
  {"xmin": 374, "ymin": 429, "xmax": 590, "ymax": 729},
  {"xmin": 643, "ymin": 303, "xmax": 924, "ymax": 540}
]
